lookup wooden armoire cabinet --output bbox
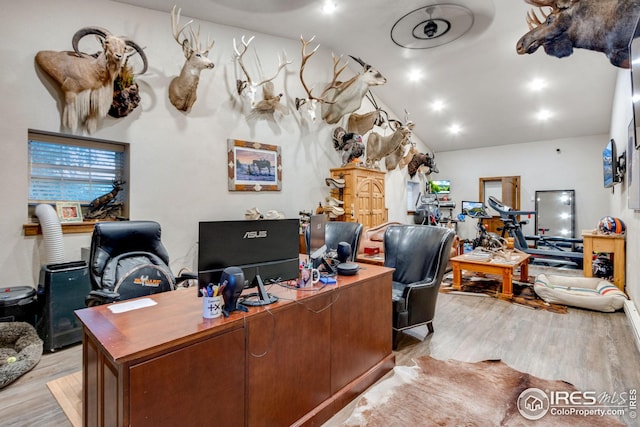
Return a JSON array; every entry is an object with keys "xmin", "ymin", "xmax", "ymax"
[{"xmin": 330, "ymin": 164, "xmax": 388, "ymax": 228}]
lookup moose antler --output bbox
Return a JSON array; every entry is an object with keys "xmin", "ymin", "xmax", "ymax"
[{"xmin": 233, "ymin": 35, "xmax": 291, "ymax": 98}]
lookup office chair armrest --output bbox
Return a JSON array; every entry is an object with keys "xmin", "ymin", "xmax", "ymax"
[
  {"xmin": 85, "ymin": 289, "xmax": 120, "ymax": 307},
  {"xmin": 176, "ymin": 272, "xmax": 198, "ymax": 285}
]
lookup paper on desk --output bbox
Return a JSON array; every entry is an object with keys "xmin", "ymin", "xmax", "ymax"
[{"xmin": 107, "ymin": 298, "xmax": 157, "ymax": 314}]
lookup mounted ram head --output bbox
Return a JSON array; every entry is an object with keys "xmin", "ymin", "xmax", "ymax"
[{"xmin": 35, "ymin": 27, "xmax": 147, "ymax": 133}]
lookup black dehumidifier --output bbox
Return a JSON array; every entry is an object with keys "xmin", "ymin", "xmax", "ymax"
[{"xmin": 37, "ymin": 261, "xmax": 92, "ymax": 351}]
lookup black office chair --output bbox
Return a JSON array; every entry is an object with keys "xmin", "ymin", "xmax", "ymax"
[
  {"xmin": 384, "ymin": 224, "xmax": 455, "ymax": 349},
  {"xmin": 86, "ymin": 221, "xmax": 195, "ymax": 306},
  {"xmin": 305, "ymin": 221, "xmax": 363, "ymax": 262}
]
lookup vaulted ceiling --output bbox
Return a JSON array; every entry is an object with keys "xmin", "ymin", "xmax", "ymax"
[{"xmin": 114, "ymin": 0, "xmax": 621, "ymax": 153}]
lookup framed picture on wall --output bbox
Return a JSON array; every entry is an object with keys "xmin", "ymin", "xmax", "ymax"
[{"xmin": 228, "ymin": 139, "xmax": 282, "ymax": 191}]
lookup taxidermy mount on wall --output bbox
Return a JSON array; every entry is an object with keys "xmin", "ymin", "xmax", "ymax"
[
  {"xmin": 168, "ymin": 5, "xmax": 215, "ymax": 112},
  {"xmin": 296, "ymin": 36, "xmax": 387, "ymax": 124},
  {"xmin": 516, "ymin": 0, "xmax": 640, "ymax": 68},
  {"xmin": 366, "ymin": 119, "xmax": 413, "ymax": 170},
  {"xmin": 35, "ymin": 27, "xmax": 147, "ymax": 134},
  {"xmin": 233, "ymin": 35, "xmax": 290, "ymax": 113}
]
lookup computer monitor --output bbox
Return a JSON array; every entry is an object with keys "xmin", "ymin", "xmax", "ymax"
[
  {"xmin": 429, "ymin": 179, "xmax": 451, "ymax": 194},
  {"xmin": 461, "ymin": 201, "xmax": 490, "ymax": 218},
  {"xmin": 307, "ymin": 214, "xmax": 327, "ymax": 255},
  {"xmin": 198, "ymin": 219, "xmax": 300, "ymax": 306}
]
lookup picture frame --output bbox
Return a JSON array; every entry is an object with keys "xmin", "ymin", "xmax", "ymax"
[
  {"xmin": 228, "ymin": 139, "xmax": 282, "ymax": 191},
  {"xmin": 56, "ymin": 201, "xmax": 83, "ymax": 222}
]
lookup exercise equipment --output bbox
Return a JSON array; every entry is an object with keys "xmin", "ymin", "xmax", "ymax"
[{"xmin": 487, "ymin": 196, "xmax": 583, "ymax": 268}]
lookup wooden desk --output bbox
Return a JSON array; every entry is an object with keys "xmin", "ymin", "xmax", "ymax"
[
  {"xmin": 582, "ymin": 231, "xmax": 626, "ymax": 291},
  {"xmin": 450, "ymin": 252, "xmax": 530, "ymax": 299},
  {"xmin": 356, "ymin": 253, "xmax": 385, "ymax": 266},
  {"xmin": 76, "ymin": 263, "xmax": 394, "ymax": 427}
]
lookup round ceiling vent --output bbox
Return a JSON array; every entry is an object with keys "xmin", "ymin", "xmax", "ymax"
[{"xmin": 391, "ymin": 4, "xmax": 474, "ymax": 49}]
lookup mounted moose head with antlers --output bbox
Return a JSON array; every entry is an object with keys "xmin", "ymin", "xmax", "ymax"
[
  {"xmin": 168, "ymin": 6, "xmax": 215, "ymax": 112},
  {"xmin": 233, "ymin": 35, "xmax": 291, "ymax": 113},
  {"xmin": 296, "ymin": 36, "xmax": 387, "ymax": 124},
  {"xmin": 35, "ymin": 27, "xmax": 147, "ymax": 134},
  {"xmin": 516, "ymin": 0, "xmax": 640, "ymax": 68}
]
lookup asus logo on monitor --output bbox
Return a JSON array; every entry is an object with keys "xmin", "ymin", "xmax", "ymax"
[{"xmin": 243, "ymin": 230, "xmax": 267, "ymax": 239}]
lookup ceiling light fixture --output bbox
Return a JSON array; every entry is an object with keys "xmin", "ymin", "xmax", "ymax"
[
  {"xmin": 449, "ymin": 123, "xmax": 462, "ymax": 134},
  {"xmin": 529, "ymin": 78, "xmax": 547, "ymax": 91},
  {"xmin": 408, "ymin": 69, "xmax": 423, "ymax": 82},
  {"xmin": 537, "ymin": 109, "xmax": 552, "ymax": 121},
  {"xmin": 391, "ymin": 4, "xmax": 474, "ymax": 49},
  {"xmin": 431, "ymin": 100, "xmax": 445, "ymax": 111},
  {"xmin": 322, "ymin": 1, "xmax": 337, "ymax": 14}
]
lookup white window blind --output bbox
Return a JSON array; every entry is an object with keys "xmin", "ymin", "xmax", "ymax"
[{"xmin": 28, "ymin": 131, "xmax": 127, "ymax": 204}]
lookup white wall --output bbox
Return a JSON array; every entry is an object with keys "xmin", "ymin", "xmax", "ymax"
[
  {"xmin": 609, "ymin": 68, "xmax": 640, "ymax": 306},
  {"xmin": 435, "ymin": 136, "xmax": 609, "ymax": 242},
  {"xmin": 0, "ymin": 0, "xmax": 421, "ymax": 286}
]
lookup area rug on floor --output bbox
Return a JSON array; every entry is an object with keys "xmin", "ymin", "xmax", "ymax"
[
  {"xmin": 342, "ymin": 356, "xmax": 625, "ymax": 426},
  {"xmin": 47, "ymin": 370, "xmax": 81, "ymax": 427},
  {"xmin": 441, "ymin": 273, "xmax": 568, "ymax": 314}
]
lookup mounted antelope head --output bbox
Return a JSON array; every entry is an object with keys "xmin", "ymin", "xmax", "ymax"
[
  {"xmin": 320, "ymin": 55, "xmax": 387, "ymax": 124},
  {"xmin": 366, "ymin": 117, "xmax": 414, "ymax": 170},
  {"xmin": 516, "ymin": 0, "xmax": 640, "ymax": 68},
  {"xmin": 168, "ymin": 5, "xmax": 215, "ymax": 112},
  {"xmin": 233, "ymin": 35, "xmax": 291, "ymax": 111}
]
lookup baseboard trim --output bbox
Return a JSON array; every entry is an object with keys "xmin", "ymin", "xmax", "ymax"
[{"xmin": 623, "ymin": 299, "xmax": 640, "ymax": 353}]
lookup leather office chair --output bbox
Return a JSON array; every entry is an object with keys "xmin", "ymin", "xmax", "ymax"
[
  {"xmin": 86, "ymin": 221, "xmax": 195, "ymax": 306},
  {"xmin": 384, "ymin": 224, "xmax": 455, "ymax": 349},
  {"xmin": 305, "ymin": 221, "xmax": 363, "ymax": 262}
]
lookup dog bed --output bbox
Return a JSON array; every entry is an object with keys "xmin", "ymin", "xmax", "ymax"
[
  {"xmin": 0, "ymin": 322, "xmax": 43, "ymax": 389},
  {"xmin": 534, "ymin": 274, "xmax": 627, "ymax": 312}
]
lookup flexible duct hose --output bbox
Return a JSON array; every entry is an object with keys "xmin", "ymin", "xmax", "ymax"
[{"xmin": 35, "ymin": 204, "xmax": 65, "ymax": 264}]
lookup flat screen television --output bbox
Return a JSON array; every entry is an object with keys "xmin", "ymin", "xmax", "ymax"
[
  {"xmin": 603, "ymin": 139, "xmax": 620, "ymax": 188},
  {"xmin": 461, "ymin": 200, "xmax": 490, "ymax": 218},
  {"xmin": 198, "ymin": 219, "xmax": 300, "ymax": 305},
  {"xmin": 429, "ymin": 179, "xmax": 451, "ymax": 194}
]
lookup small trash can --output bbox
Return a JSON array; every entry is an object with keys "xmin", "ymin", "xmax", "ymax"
[{"xmin": 0, "ymin": 286, "xmax": 37, "ymax": 326}]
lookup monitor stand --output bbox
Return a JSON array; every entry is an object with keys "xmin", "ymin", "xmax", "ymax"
[{"xmin": 239, "ymin": 274, "xmax": 278, "ymax": 307}]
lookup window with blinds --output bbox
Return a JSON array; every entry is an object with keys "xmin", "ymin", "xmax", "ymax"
[{"xmin": 28, "ymin": 130, "xmax": 129, "ymax": 212}]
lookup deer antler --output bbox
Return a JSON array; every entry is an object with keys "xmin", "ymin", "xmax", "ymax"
[
  {"xmin": 321, "ymin": 53, "xmax": 349, "ymax": 97},
  {"xmin": 297, "ymin": 35, "xmax": 345, "ymax": 109},
  {"xmin": 526, "ymin": 7, "xmax": 552, "ymax": 30},
  {"xmin": 233, "ymin": 35, "xmax": 291, "ymax": 96},
  {"xmin": 171, "ymin": 6, "xmax": 214, "ymax": 54}
]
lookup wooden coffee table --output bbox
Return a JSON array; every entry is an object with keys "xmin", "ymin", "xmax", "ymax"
[{"xmin": 450, "ymin": 251, "xmax": 531, "ymax": 299}]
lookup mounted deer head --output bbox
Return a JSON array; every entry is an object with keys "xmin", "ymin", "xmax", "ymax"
[
  {"xmin": 168, "ymin": 5, "xmax": 215, "ymax": 112},
  {"xmin": 233, "ymin": 35, "xmax": 291, "ymax": 110}
]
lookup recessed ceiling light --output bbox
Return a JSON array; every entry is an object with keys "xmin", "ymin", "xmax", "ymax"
[
  {"xmin": 322, "ymin": 1, "xmax": 337, "ymax": 14},
  {"xmin": 408, "ymin": 69, "xmax": 423, "ymax": 82},
  {"xmin": 537, "ymin": 109, "xmax": 552, "ymax": 120},
  {"xmin": 529, "ymin": 78, "xmax": 547, "ymax": 91},
  {"xmin": 431, "ymin": 100, "xmax": 445, "ymax": 111},
  {"xmin": 633, "ymin": 94, "xmax": 640, "ymax": 103},
  {"xmin": 449, "ymin": 123, "xmax": 462, "ymax": 134}
]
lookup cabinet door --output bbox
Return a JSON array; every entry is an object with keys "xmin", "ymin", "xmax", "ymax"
[
  {"xmin": 355, "ymin": 176, "xmax": 385, "ymax": 228},
  {"xmin": 129, "ymin": 329, "xmax": 245, "ymax": 426}
]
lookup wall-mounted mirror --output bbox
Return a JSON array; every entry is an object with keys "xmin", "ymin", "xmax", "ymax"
[{"xmin": 534, "ymin": 190, "xmax": 575, "ymax": 238}]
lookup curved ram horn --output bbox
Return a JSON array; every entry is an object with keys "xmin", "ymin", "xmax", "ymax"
[
  {"xmin": 72, "ymin": 27, "xmax": 111, "ymax": 55},
  {"xmin": 123, "ymin": 39, "xmax": 148, "ymax": 75}
]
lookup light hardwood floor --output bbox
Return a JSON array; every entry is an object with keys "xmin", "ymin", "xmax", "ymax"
[{"xmin": 2, "ymin": 291, "xmax": 639, "ymax": 426}]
